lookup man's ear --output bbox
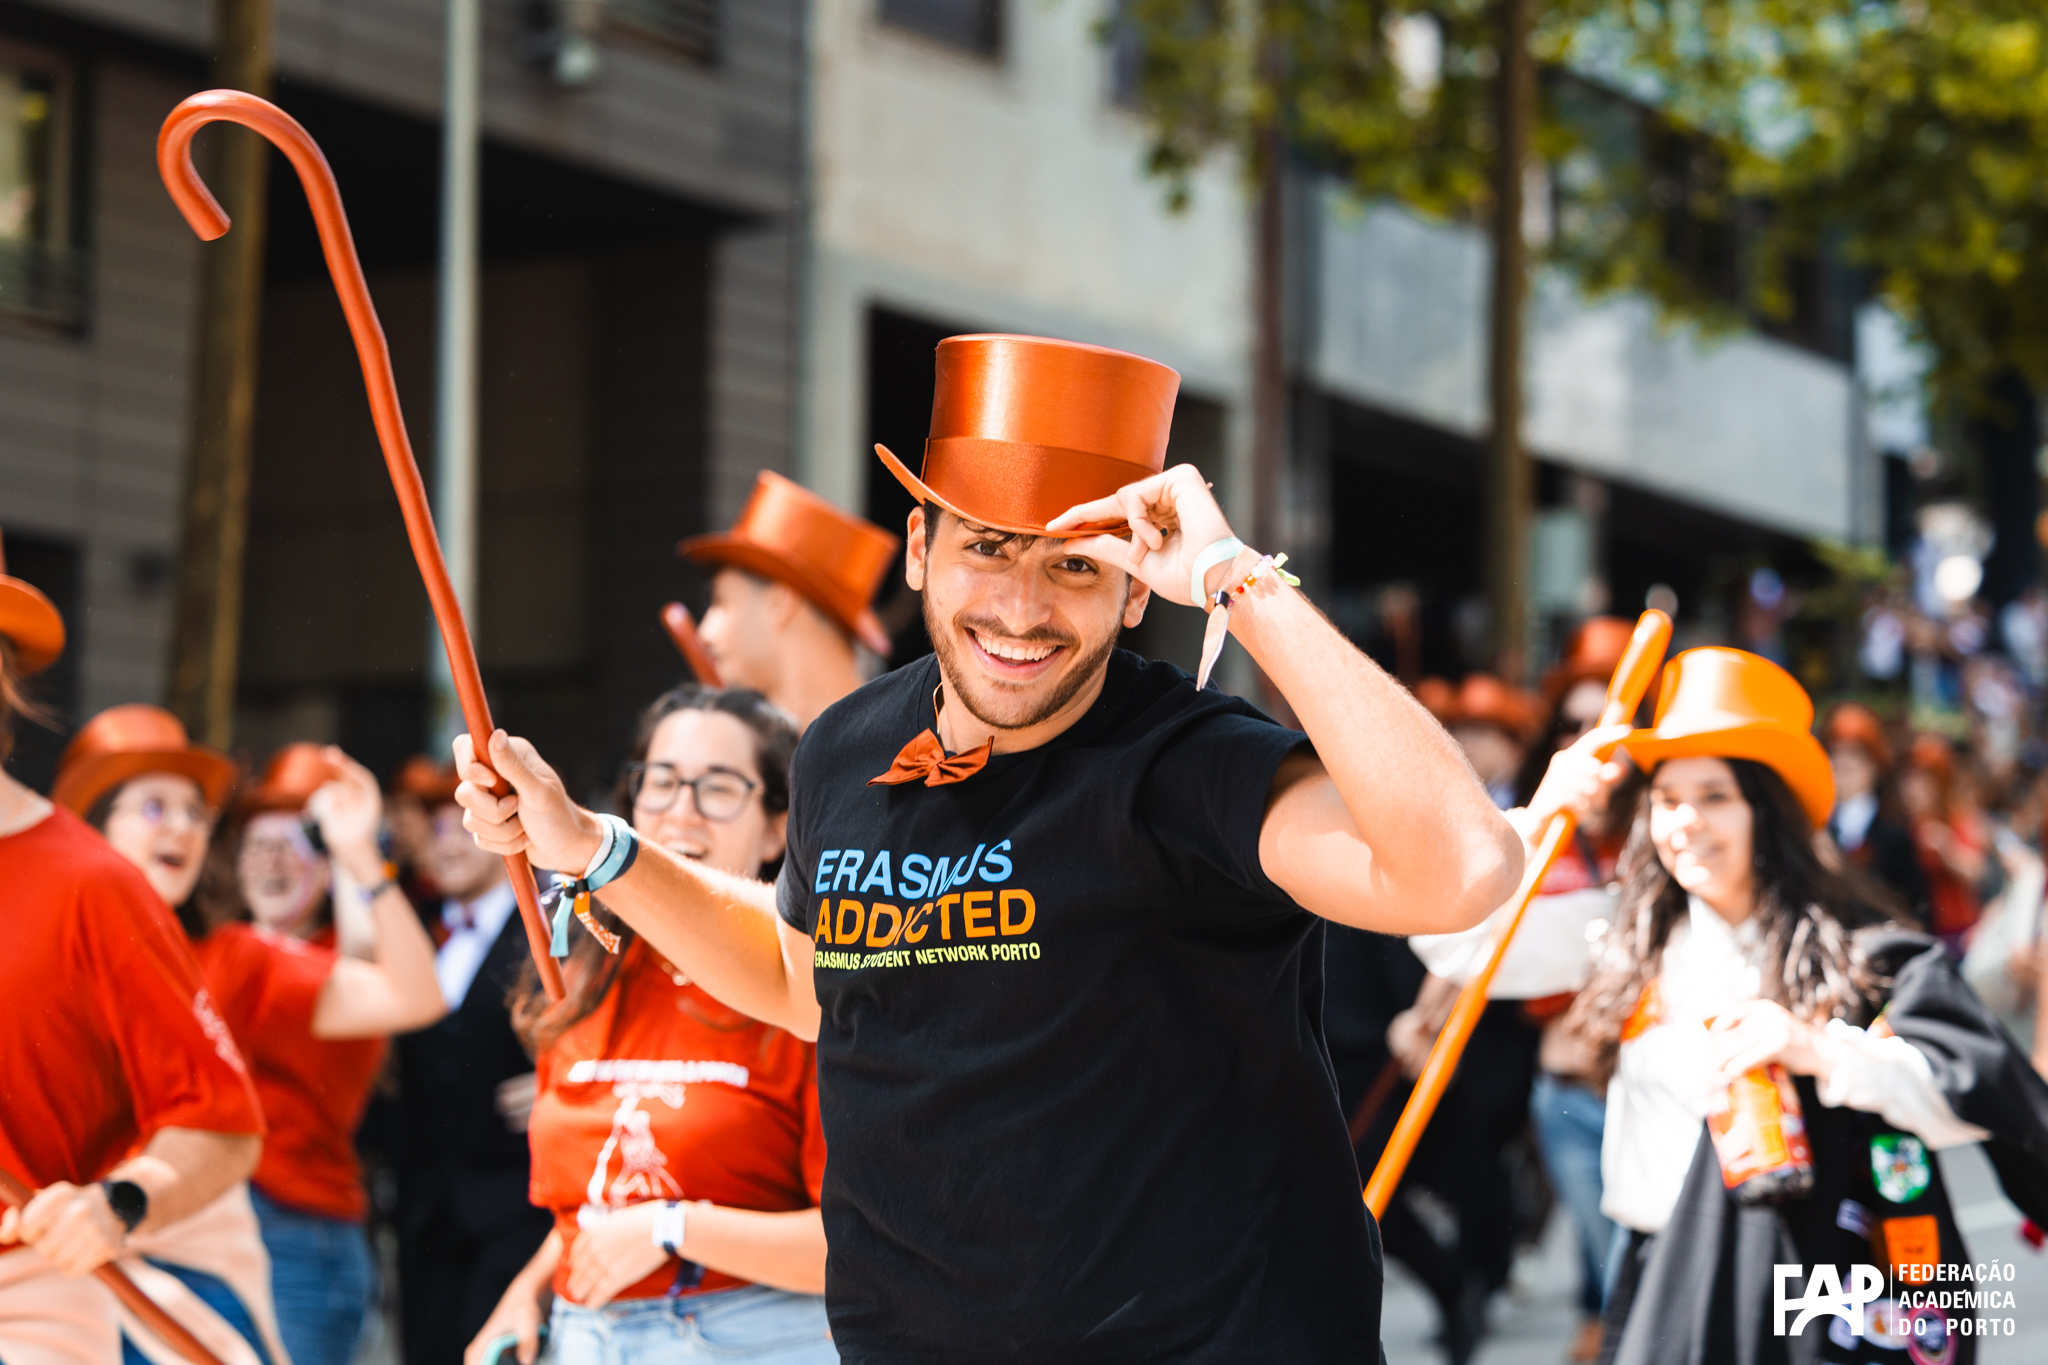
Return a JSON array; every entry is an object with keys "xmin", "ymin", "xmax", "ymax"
[
  {"xmin": 905, "ymin": 505, "xmax": 929, "ymax": 593},
  {"xmin": 761, "ymin": 579, "xmax": 805, "ymax": 630},
  {"xmin": 1122, "ymin": 577, "xmax": 1151, "ymax": 630}
]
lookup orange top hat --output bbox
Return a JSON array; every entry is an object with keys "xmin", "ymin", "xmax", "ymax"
[
  {"xmin": 1821, "ymin": 701, "xmax": 1894, "ymax": 772},
  {"xmin": 1621, "ymin": 647, "xmax": 1834, "ymax": 829},
  {"xmin": 1448, "ymin": 673, "xmax": 1542, "ymax": 741},
  {"xmin": 241, "ymin": 742, "xmax": 343, "ymax": 816},
  {"xmin": 873, "ymin": 334, "xmax": 1181, "ymax": 538},
  {"xmin": 0, "ymin": 530, "xmax": 65, "ymax": 676},
  {"xmin": 390, "ymin": 754, "xmax": 461, "ymax": 806},
  {"xmin": 679, "ymin": 471, "xmax": 900, "ymax": 656},
  {"xmin": 52, "ymin": 705, "xmax": 237, "ymax": 816},
  {"xmin": 1544, "ymin": 616, "xmax": 1636, "ymax": 703}
]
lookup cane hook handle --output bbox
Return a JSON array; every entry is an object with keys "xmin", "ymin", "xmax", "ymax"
[{"xmin": 158, "ymin": 90, "xmax": 565, "ymax": 1001}]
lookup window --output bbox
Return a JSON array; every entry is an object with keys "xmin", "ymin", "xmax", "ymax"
[
  {"xmin": 0, "ymin": 40, "xmax": 79, "ymax": 329},
  {"xmin": 879, "ymin": 0, "xmax": 1002, "ymax": 57},
  {"xmin": 607, "ymin": 0, "xmax": 720, "ymax": 64}
]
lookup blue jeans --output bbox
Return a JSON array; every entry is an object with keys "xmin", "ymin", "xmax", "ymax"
[
  {"xmin": 1530, "ymin": 1072, "xmax": 1617, "ymax": 1317},
  {"xmin": 249, "ymin": 1188, "xmax": 373, "ymax": 1365},
  {"xmin": 550, "ymin": 1286, "xmax": 837, "ymax": 1364}
]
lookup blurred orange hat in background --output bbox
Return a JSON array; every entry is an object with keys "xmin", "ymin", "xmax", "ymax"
[
  {"xmin": 240, "ymin": 742, "xmax": 343, "ymax": 816},
  {"xmin": 1621, "ymin": 647, "xmax": 1834, "ymax": 828},
  {"xmin": 1450, "ymin": 674, "xmax": 1542, "ymax": 741},
  {"xmin": 0, "ymin": 529, "xmax": 64, "ymax": 676},
  {"xmin": 1907, "ymin": 732, "xmax": 1955, "ymax": 783},
  {"xmin": 1820, "ymin": 701, "xmax": 1894, "ymax": 771},
  {"xmin": 1413, "ymin": 676, "xmax": 1456, "ymax": 722},
  {"xmin": 52, "ymin": 705, "xmax": 236, "ymax": 816},
  {"xmin": 390, "ymin": 754, "xmax": 461, "ymax": 806},
  {"xmin": 680, "ymin": 471, "xmax": 899, "ymax": 656},
  {"xmin": 874, "ymin": 334, "xmax": 1180, "ymax": 538},
  {"xmin": 1544, "ymin": 617, "xmax": 1635, "ymax": 703}
]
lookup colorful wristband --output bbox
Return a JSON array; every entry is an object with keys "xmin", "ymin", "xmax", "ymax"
[{"xmin": 1188, "ymin": 537, "xmax": 1246, "ymax": 610}]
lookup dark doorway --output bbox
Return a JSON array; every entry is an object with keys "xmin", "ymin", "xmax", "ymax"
[{"xmin": 865, "ymin": 307, "xmax": 972, "ymax": 667}]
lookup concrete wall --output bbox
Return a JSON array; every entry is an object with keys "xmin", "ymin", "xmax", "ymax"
[
  {"xmin": 0, "ymin": 57, "xmax": 200, "ymax": 714},
  {"xmin": 1311, "ymin": 185, "xmax": 1857, "ymax": 540},
  {"xmin": 803, "ymin": 0, "xmax": 1255, "ymax": 516}
]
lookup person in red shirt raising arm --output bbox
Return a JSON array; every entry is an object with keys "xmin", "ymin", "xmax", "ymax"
[
  {"xmin": 466, "ymin": 687, "xmax": 830, "ymax": 1365},
  {"xmin": 51, "ymin": 711, "xmax": 446, "ymax": 1365},
  {"xmin": 0, "ymin": 547, "xmax": 263, "ymax": 1365},
  {"xmin": 451, "ymin": 336, "xmax": 1522, "ymax": 1363}
]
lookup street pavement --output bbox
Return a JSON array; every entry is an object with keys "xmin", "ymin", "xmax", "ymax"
[{"xmin": 1379, "ymin": 1143, "xmax": 2048, "ymax": 1364}]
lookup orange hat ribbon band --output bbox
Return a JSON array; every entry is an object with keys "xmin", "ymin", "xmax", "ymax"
[{"xmin": 921, "ymin": 438, "xmax": 1156, "ymax": 530}]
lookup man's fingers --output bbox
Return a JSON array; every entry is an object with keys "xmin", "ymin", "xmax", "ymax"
[
  {"xmin": 1062, "ymin": 533, "xmax": 1139, "ymax": 575},
  {"xmin": 1046, "ymin": 493, "xmax": 1132, "ymax": 531}
]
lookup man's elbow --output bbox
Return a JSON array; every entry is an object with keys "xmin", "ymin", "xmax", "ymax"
[{"xmin": 1440, "ymin": 817, "xmax": 1525, "ymax": 933}]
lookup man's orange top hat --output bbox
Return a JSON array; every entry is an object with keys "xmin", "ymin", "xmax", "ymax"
[
  {"xmin": 874, "ymin": 333, "xmax": 1181, "ymax": 538},
  {"xmin": 1544, "ymin": 616, "xmax": 1636, "ymax": 703},
  {"xmin": 679, "ymin": 471, "xmax": 900, "ymax": 656},
  {"xmin": 1621, "ymin": 647, "xmax": 1834, "ymax": 829},
  {"xmin": 1821, "ymin": 701, "xmax": 1894, "ymax": 772},
  {"xmin": 241, "ymin": 742, "xmax": 343, "ymax": 816},
  {"xmin": 0, "ymin": 530, "xmax": 64, "ymax": 676},
  {"xmin": 390, "ymin": 753, "xmax": 462, "ymax": 806},
  {"xmin": 52, "ymin": 705, "xmax": 237, "ymax": 816}
]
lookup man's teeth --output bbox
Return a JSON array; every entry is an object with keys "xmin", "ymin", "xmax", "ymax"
[{"xmin": 973, "ymin": 632, "xmax": 1056, "ymax": 663}]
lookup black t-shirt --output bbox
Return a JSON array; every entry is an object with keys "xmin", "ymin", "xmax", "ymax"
[{"xmin": 776, "ymin": 650, "xmax": 1383, "ymax": 1363}]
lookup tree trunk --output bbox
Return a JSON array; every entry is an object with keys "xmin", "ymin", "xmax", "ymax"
[
  {"xmin": 1252, "ymin": 119, "xmax": 1285, "ymax": 558},
  {"xmin": 166, "ymin": 0, "xmax": 274, "ymax": 746},
  {"xmin": 1483, "ymin": 0, "xmax": 1535, "ymax": 680}
]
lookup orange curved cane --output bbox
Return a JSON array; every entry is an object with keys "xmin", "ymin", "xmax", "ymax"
[
  {"xmin": 1363, "ymin": 609, "xmax": 1671, "ymax": 1217},
  {"xmin": 157, "ymin": 90, "xmax": 564, "ymax": 1001},
  {"xmin": 0, "ymin": 1167, "xmax": 227, "ymax": 1365},
  {"xmin": 660, "ymin": 603, "xmax": 723, "ymax": 687}
]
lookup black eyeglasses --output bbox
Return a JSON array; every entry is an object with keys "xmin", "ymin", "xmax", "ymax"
[{"xmin": 623, "ymin": 762, "xmax": 759, "ymax": 822}]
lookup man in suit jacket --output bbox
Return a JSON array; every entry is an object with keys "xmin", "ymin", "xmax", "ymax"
[{"xmin": 392, "ymin": 783, "xmax": 552, "ymax": 1365}]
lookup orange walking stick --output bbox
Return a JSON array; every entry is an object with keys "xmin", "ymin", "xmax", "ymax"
[
  {"xmin": 660, "ymin": 602, "xmax": 724, "ymax": 686},
  {"xmin": 1363, "ymin": 608, "xmax": 1671, "ymax": 1218},
  {"xmin": 157, "ymin": 90, "xmax": 564, "ymax": 1002},
  {"xmin": 0, "ymin": 1168, "xmax": 227, "ymax": 1365}
]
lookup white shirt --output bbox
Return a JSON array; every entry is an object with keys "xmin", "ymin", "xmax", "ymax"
[
  {"xmin": 435, "ymin": 880, "xmax": 517, "ymax": 1010},
  {"xmin": 1601, "ymin": 897, "xmax": 1988, "ymax": 1234},
  {"xmin": 1832, "ymin": 792, "xmax": 1879, "ymax": 852}
]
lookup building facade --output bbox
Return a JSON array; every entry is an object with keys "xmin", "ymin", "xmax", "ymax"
[{"xmin": 0, "ymin": 0, "xmax": 803, "ymax": 791}]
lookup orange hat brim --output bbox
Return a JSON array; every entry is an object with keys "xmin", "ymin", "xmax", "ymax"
[
  {"xmin": 873, "ymin": 443, "xmax": 1131, "ymax": 541},
  {"xmin": 53, "ymin": 747, "xmax": 237, "ymax": 818},
  {"xmin": 681, "ymin": 534, "xmax": 894, "ymax": 657},
  {"xmin": 0, "ymin": 578, "xmax": 65, "ymax": 676},
  {"xmin": 1621, "ymin": 720, "xmax": 1835, "ymax": 830}
]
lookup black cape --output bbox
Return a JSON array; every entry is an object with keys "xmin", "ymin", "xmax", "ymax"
[{"xmin": 1603, "ymin": 932, "xmax": 2048, "ymax": 1365}]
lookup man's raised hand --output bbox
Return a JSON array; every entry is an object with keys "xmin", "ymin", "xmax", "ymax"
[
  {"xmin": 451, "ymin": 730, "xmax": 604, "ymax": 875},
  {"xmin": 1045, "ymin": 463, "xmax": 1238, "ymax": 608}
]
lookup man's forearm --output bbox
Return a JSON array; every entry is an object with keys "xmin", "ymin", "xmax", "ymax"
[
  {"xmin": 1226, "ymin": 562, "xmax": 1522, "ymax": 928},
  {"xmin": 597, "ymin": 841, "xmax": 817, "ymax": 1036},
  {"xmin": 114, "ymin": 1128, "xmax": 260, "ymax": 1232}
]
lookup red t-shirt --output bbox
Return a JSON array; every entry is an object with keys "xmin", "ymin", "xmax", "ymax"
[
  {"xmin": 0, "ymin": 808, "xmax": 262, "ymax": 1187},
  {"xmin": 193, "ymin": 925, "xmax": 386, "ymax": 1221},
  {"xmin": 529, "ymin": 942, "xmax": 826, "ymax": 1303}
]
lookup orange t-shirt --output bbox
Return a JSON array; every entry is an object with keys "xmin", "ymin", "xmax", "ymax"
[
  {"xmin": 0, "ymin": 808, "xmax": 262, "ymax": 1187},
  {"xmin": 193, "ymin": 925, "xmax": 387, "ymax": 1221},
  {"xmin": 528, "ymin": 941, "xmax": 826, "ymax": 1303}
]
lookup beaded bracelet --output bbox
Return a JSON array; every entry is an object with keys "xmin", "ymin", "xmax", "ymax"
[{"xmin": 1195, "ymin": 551, "xmax": 1299, "ymax": 689}]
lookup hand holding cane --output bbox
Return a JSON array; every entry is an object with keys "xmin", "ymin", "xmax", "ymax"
[
  {"xmin": 660, "ymin": 603, "xmax": 723, "ymax": 686},
  {"xmin": 1363, "ymin": 609, "xmax": 1671, "ymax": 1217},
  {"xmin": 156, "ymin": 90, "xmax": 565, "ymax": 1001},
  {"xmin": 0, "ymin": 1168, "xmax": 227, "ymax": 1365}
]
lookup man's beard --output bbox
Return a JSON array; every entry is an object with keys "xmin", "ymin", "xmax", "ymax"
[{"xmin": 923, "ymin": 600, "xmax": 1122, "ymax": 735}]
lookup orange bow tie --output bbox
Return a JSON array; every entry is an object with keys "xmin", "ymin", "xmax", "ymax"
[{"xmin": 867, "ymin": 728, "xmax": 992, "ymax": 787}]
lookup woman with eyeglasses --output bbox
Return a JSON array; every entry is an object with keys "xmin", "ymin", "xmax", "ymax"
[
  {"xmin": 53, "ymin": 708, "xmax": 446, "ymax": 1365},
  {"xmin": 468, "ymin": 686, "xmax": 834, "ymax": 1365}
]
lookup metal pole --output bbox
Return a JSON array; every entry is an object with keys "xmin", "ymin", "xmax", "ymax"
[
  {"xmin": 430, "ymin": 0, "xmax": 480, "ymax": 753},
  {"xmin": 1483, "ymin": 0, "xmax": 1535, "ymax": 681}
]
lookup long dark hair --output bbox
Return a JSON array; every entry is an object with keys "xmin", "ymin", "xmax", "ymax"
[
  {"xmin": 510, "ymin": 686, "xmax": 798, "ymax": 1054},
  {"xmin": 1567, "ymin": 757, "xmax": 1902, "ymax": 1070},
  {"xmin": 85, "ymin": 781, "xmax": 246, "ymax": 940}
]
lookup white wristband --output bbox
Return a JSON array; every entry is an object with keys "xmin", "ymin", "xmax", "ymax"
[
  {"xmin": 1187, "ymin": 537, "xmax": 1246, "ymax": 608},
  {"xmin": 650, "ymin": 1200, "xmax": 686, "ymax": 1257}
]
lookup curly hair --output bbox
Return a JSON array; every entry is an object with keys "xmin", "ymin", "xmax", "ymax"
[
  {"xmin": 1565, "ymin": 757, "xmax": 1902, "ymax": 1078},
  {"xmin": 509, "ymin": 686, "xmax": 798, "ymax": 1055}
]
